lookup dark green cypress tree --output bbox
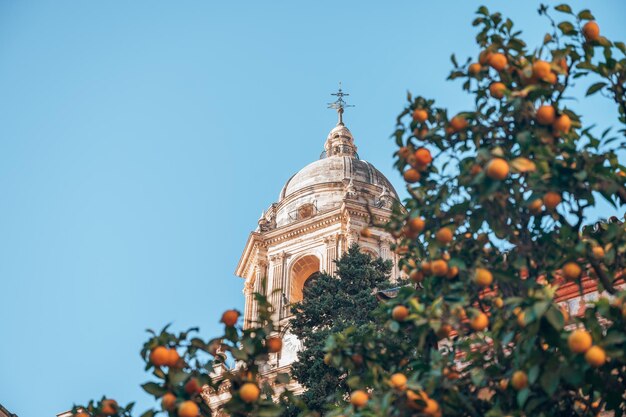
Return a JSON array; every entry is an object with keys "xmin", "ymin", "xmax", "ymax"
[{"xmin": 289, "ymin": 244, "xmax": 394, "ymax": 412}]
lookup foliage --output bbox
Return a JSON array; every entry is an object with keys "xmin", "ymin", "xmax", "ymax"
[
  {"xmin": 68, "ymin": 4, "xmax": 626, "ymax": 417},
  {"xmin": 289, "ymin": 244, "xmax": 394, "ymax": 412}
]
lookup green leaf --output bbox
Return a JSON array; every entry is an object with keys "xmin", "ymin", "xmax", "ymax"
[
  {"xmin": 577, "ymin": 9, "xmax": 594, "ymax": 20},
  {"xmin": 517, "ymin": 388, "xmax": 530, "ymax": 407},
  {"xmin": 141, "ymin": 382, "xmax": 166, "ymax": 398},
  {"xmin": 139, "ymin": 410, "xmax": 156, "ymax": 417},
  {"xmin": 586, "ymin": 82, "xmax": 607, "ymax": 96},
  {"xmin": 554, "ymin": 4, "xmax": 572, "ymax": 13},
  {"xmin": 557, "ymin": 21, "xmax": 575, "ymax": 35},
  {"xmin": 540, "ymin": 369, "xmax": 559, "ymax": 395}
]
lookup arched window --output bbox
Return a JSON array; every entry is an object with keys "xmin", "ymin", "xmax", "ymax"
[{"xmin": 290, "ymin": 255, "xmax": 320, "ymax": 303}]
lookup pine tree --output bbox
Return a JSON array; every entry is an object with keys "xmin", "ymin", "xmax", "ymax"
[{"xmin": 288, "ymin": 244, "xmax": 394, "ymax": 412}]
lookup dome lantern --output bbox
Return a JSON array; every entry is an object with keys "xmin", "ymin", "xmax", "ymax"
[{"xmin": 325, "ymin": 83, "xmax": 357, "ymax": 157}]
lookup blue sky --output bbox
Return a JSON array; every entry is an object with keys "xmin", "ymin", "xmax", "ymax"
[{"xmin": 0, "ymin": 1, "xmax": 624, "ymax": 416}]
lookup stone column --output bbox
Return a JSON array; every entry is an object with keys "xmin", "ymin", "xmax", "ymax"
[
  {"xmin": 243, "ymin": 280, "xmax": 254, "ymax": 329},
  {"xmin": 324, "ymin": 234, "xmax": 338, "ymax": 275},
  {"xmin": 251, "ymin": 259, "xmax": 267, "ymax": 323},
  {"xmin": 269, "ymin": 253, "xmax": 286, "ymax": 323}
]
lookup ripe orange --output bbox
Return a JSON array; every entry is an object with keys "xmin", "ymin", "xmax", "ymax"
[
  {"xmin": 403, "ymin": 168, "xmax": 421, "ymax": 183},
  {"xmin": 423, "ymin": 398, "xmax": 440, "ymax": 415},
  {"xmin": 161, "ymin": 393, "xmax": 176, "ymax": 411},
  {"xmin": 409, "ymin": 269, "xmax": 424, "ymax": 282},
  {"xmin": 486, "ymin": 158, "xmax": 509, "ymax": 180},
  {"xmin": 221, "ymin": 309, "xmax": 239, "ymax": 327},
  {"xmin": 592, "ymin": 246, "xmax": 605, "ymax": 259},
  {"xmin": 543, "ymin": 191, "xmax": 562, "ymax": 210},
  {"xmin": 478, "ymin": 50, "xmax": 492, "ymax": 65},
  {"xmin": 528, "ymin": 198, "xmax": 543, "ymax": 215},
  {"xmin": 446, "ymin": 266, "xmax": 459, "ymax": 279},
  {"xmin": 469, "ymin": 63, "xmax": 482, "ymax": 76},
  {"xmin": 149, "ymin": 346, "xmax": 169, "ymax": 367},
  {"xmin": 553, "ymin": 114, "xmax": 571, "ymax": 134},
  {"xmin": 350, "ymin": 390, "xmax": 368, "ymax": 407},
  {"xmin": 414, "ymin": 148, "xmax": 433, "ymax": 165},
  {"xmin": 582, "ymin": 21, "xmax": 600, "ymax": 41},
  {"xmin": 536, "ymin": 105, "xmax": 556, "ymax": 125},
  {"xmin": 511, "ymin": 371, "xmax": 528, "ymax": 390},
  {"xmin": 450, "ymin": 115, "xmax": 468, "ymax": 132},
  {"xmin": 470, "ymin": 312, "xmax": 488, "ymax": 331},
  {"xmin": 166, "ymin": 348, "xmax": 180, "ymax": 367},
  {"xmin": 398, "ymin": 146, "xmax": 412, "ymax": 159},
  {"xmin": 563, "ymin": 262, "xmax": 582, "ymax": 281},
  {"xmin": 177, "ymin": 401, "xmax": 199, "ymax": 417},
  {"xmin": 240, "ymin": 383, "xmax": 261, "ymax": 403},
  {"xmin": 474, "ymin": 268, "xmax": 493, "ymax": 287},
  {"xmin": 493, "ymin": 297, "xmax": 504, "ymax": 308},
  {"xmin": 390, "ymin": 373, "xmax": 407, "ymax": 390},
  {"xmin": 392, "ymin": 305, "xmax": 410, "ymax": 322},
  {"xmin": 516, "ymin": 311, "xmax": 526, "ymax": 327},
  {"xmin": 532, "ymin": 60, "xmax": 552, "ymax": 80},
  {"xmin": 489, "ymin": 82, "xmax": 507, "ymax": 99},
  {"xmin": 568, "ymin": 329, "xmax": 593, "ymax": 353},
  {"xmin": 360, "ymin": 227, "xmax": 372, "ymax": 238},
  {"xmin": 101, "ymin": 399, "xmax": 117, "ymax": 416},
  {"xmin": 413, "ymin": 109, "xmax": 428, "ymax": 123},
  {"xmin": 184, "ymin": 378, "xmax": 202, "ymax": 395},
  {"xmin": 431, "ymin": 260, "xmax": 449, "ymax": 277},
  {"xmin": 585, "ymin": 346, "xmax": 606, "ymax": 367},
  {"xmin": 499, "ymin": 379, "xmax": 509, "ymax": 390},
  {"xmin": 408, "ymin": 217, "xmax": 425, "ymax": 234},
  {"xmin": 435, "ymin": 227, "xmax": 454, "ymax": 244},
  {"xmin": 267, "ymin": 337, "xmax": 283, "ymax": 353},
  {"xmin": 436, "ymin": 323, "xmax": 453, "ymax": 339},
  {"xmin": 74, "ymin": 413, "xmax": 89, "ymax": 417},
  {"xmin": 421, "ymin": 261, "xmax": 432, "ymax": 275},
  {"xmin": 488, "ymin": 53, "xmax": 508, "ymax": 71},
  {"xmin": 545, "ymin": 72, "xmax": 557, "ymax": 84}
]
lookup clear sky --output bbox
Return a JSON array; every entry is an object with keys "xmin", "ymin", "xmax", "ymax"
[{"xmin": 0, "ymin": 1, "xmax": 624, "ymax": 416}]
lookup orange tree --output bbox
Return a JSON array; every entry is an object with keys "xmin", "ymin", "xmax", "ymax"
[
  {"xmin": 323, "ymin": 4, "xmax": 626, "ymax": 417},
  {"xmin": 69, "ymin": 4, "xmax": 626, "ymax": 417}
]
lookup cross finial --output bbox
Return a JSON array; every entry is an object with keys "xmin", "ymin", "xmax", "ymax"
[{"xmin": 327, "ymin": 82, "xmax": 354, "ymax": 126}]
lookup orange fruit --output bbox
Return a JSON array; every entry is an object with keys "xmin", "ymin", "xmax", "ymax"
[
  {"xmin": 240, "ymin": 383, "xmax": 260, "ymax": 403},
  {"xmin": 585, "ymin": 346, "xmax": 606, "ymax": 367},
  {"xmin": 390, "ymin": 373, "xmax": 408, "ymax": 390},
  {"xmin": 392, "ymin": 305, "xmax": 409, "ymax": 321},
  {"xmin": 486, "ymin": 158, "xmax": 509, "ymax": 180},
  {"xmin": 511, "ymin": 371, "xmax": 528, "ymax": 390},
  {"xmin": 398, "ymin": 146, "xmax": 412, "ymax": 159},
  {"xmin": 414, "ymin": 148, "xmax": 433, "ymax": 165},
  {"xmin": 499, "ymin": 379, "xmax": 509, "ymax": 390},
  {"xmin": 469, "ymin": 63, "xmax": 482, "ymax": 76},
  {"xmin": 74, "ymin": 413, "xmax": 89, "ymax": 417},
  {"xmin": 493, "ymin": 297, "xmax": 504, "ymax": 308},
  {"xmin": 543, "ymin": 191, "xmax": 562, "ymax": 210},
  {"xmin": 435, "ymin": 227, "xmax": 454, "ymax": 244},
  {"xmin": 536, "ymin": 105, "xmax": 556, "ymax": 125},
  {"xmin": 221, "ymin": 309, "xmax": 239, "ymax": 327},
  {"xmin": 489, "ymin": 82, "xmax": 507, "ymax": 99},
  {"xmin": 161, "ymin": 393, "xmax": 176, "ymax": 411},
  {"xmin": 582, "ymin": 21, "xmax": 600, "ymax": 41},
  {"xmin": 516, "ymin": 311, "xmax": 526, "ymax": 327},
  {"xmin": 478, "ymin": 50, "xmax": 492, "ymax": 65},
  {"xmin": 423, "ymin": 398, "xmax": 440, "ymax": 415},
  {"xmin": 409, "ymin": 269, "xmax": 424, "ymax": 282},
  {"xmin": 149, "ymin": 346, "xmax": 169, "ymax": 367},
  {"xmin": 568, "ymin": 329, "xmax": 592, "ymax": 353},
  {"xmin": 528, "ymin": 199, "xmax": 543, "ymax": 215},
  {"xmin": 421, "ymin": 261, "xmax": 432, "ymax": 275},
  {"xmin": 413, "ymin": 109, "xmax": 428, "ymax": 123},
  {"xmin": 450, "ymin": 115, "xmax": 468, "ymax": 132},
  {"xmin": 563, "ymin": 262, "xmax": 582, "ymax": 281},
  {"xmin": 431, "ymin": 260, "xmax": 449, "ymax": 277},
  {"xmin": 100, "ymin": 400, "xmax": 117, "ymax": 416},
  {"xmin": 446, "ymin": 266, "xmax": 459, "ymax": 279},
  {"xmin": 436, "ymin": 323, "xmax": 453, "ymax": 339},
  {"xmin": 553, "ymin": 114, "xmax": 571, "ymax": 134},
  {"xmin": 592, "ymin": 246, "xmax": 605, "ymax": 259},
  {"xmin": 408, "ymin": 217, "xmax": 425, "ymax": 234},
  {"xmin": 545, "ymin": 72, "xmax": 557, "ymax": 84},
  {"xmin": 403, "ymin": 168, "xmax": 421, "ymax": 183},
  {"xmin": 184, "ymin": 378, "xmax": 202, "ymax": 395},
  {"xmin": 267, "ymin": 337, "xmax": 283, "ymax": 353},
  {"xmin": 350, "ymin": 390, "xmax": 369, "ymax": 407},
  {"xmin": 488, "ymin": 53, "xmax": 508, "ymax": 71},
  {"xmin": 532, "ymin": 60, "xmax": 552, "ymax": 80},
  {"xmin": 470, "ymin": 312, "xmax": 488, "ymax": 331},
  {"xmin": 166, "ymin": 348, "xmax": 180, "ymax": 367},
  {"xmin": 177, "ymin": 401, "xmax": 199, "ymax": 417},
  {"xmin": 360, "ymin": 227, "xmax": 372, "ymax": 238},
  {"xmin": 474, "ymin": 268, "xmax": 493, "ymax": 287}
]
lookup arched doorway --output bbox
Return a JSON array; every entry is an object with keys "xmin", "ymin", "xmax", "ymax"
[{"xmin": 290, "ymin": 255, "xmax": 320, "ymax": 303}]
